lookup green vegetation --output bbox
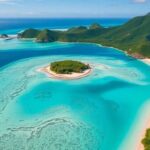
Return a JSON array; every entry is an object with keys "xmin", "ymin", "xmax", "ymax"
[
  {"xmin": 50, "ymin": 60, "xmax": 90, "ymax": 74},
  {"xmin": 89, "ymin": 23, "xmax": 103, "ymax": 30},
  {"xmin": 19, "ymin": 13, "xmax": 150, "ymax": 58},
  {"xmin": 36, "ymin": 29, "xmax": 59, "ymax": 42},
  {"xmin": 67, "ymin": 26, "xmax": 88, "ymax": 33},
  {"xmin": 18, "ymin": 28, "xmax": 40, "ymax": 38},
  {"xmin": 142, "ymin": 128, "xmax": 150, "ymax": 150}
]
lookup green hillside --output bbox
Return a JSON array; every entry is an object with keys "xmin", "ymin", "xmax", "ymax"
[
  {"xmin": 18, "ymin": 28, "xmax": 40, "ymax": 38},
  {"xmin": 97, "ymin": 13, "xmax": 150, "ymax": 57},
  {"xmin": 36, "ymin": 29, "xmax": 59, "ymax": 42},
  {"xmin": 19, "ymin": 13, "xmax": 150, "ymax": 58}
]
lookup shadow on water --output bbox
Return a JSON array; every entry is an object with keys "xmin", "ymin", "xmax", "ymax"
[{"xmin": 75, "ymin": 79, "xmax": 136, "ymax": 95}]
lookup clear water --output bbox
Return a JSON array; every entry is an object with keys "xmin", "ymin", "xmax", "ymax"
[
  {"xmin": 0, "ymin": 18, "xmax": 128, "ymax": 34},
  {"xmin": 0, "ymin": 19, "xmax": 150, "ymax": 150}
]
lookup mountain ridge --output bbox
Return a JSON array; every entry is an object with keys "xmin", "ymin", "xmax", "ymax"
[{"xmin": 18, "ymin": 13, "xmax": 150, "ymax": 58}]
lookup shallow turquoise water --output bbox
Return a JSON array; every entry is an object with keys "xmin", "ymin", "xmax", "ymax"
[{"xmin": 0, "ymin": 40, "xmax": 150, "ymax": 150}]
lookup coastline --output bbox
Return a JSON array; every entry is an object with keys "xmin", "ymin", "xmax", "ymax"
[
  {"xmin": 137, "ymin": 102, "xmax": 150, "ymax": 150},
  {"xmin": 96, "ymin": 44, "xmax": 150, "ymax": 66},
  {"xmin": 137, "ymin": 101, "xmax": 150, "ymax": 150},
  {"xmin": 15, "ymin": 29, "xmax": 150, "ymax": 66},
  {"xmin": 140, "ymin": 58, "xmax": 150, "ymax": 66},
  {"xmin": 60, "ymin": 41, "xmax": 150, "ymax": 66},
  {"xmin": 37, "ymin": 65, "xmax": 92, "ymax": 80},
  {"xmin": 120, "ymin": 100, "xmax": 150, "ymax": 150}
]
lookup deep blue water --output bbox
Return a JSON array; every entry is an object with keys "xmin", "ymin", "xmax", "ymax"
[
  {"xmin": 0, "ymin": 18, "xmax": 129, "ymax": 67},
  {"xmin": 0, "ymin": 18, "xmax": 129, "ymax": 34},
  {"xmin": 0, "ymin": 43, "xmax": 134, "ymax": 68}
]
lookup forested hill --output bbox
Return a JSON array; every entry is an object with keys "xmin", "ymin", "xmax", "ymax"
[{"xmin": 18, "ymin": 13, "xmax": 150, "ymax": 58}]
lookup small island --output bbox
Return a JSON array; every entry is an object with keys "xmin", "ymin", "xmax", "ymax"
[
  {"xmin": 0, "ymin": 34, "xmax": 8, "ymax": 38},
  {"xmin": 38, "ymin": 60, "xmax": 92, "ymax": 80}
]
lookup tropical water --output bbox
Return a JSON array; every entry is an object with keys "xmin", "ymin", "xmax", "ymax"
[
  {"xmin": 0, "ymin": 18, "xmax": 128, "ymax": 34},
  {"xmin": 0, "ymin": 19, "xmax": 150, "ymax": 150}
]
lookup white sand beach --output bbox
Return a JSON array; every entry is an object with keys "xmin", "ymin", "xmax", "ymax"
[
  {"xmin": 140, "ymin": 58, "xmax": 150, "ymax": 66},
  {"xmin": 137, "ymin": 103, "xmax": 150, "ymax": 150},
  {"xmin": 137, "ymin": 102, "xmax": 150, "ymax": 150},
  {"xmin": 119, "ymin": 100, "xmax": 150, "ymax": 150}
]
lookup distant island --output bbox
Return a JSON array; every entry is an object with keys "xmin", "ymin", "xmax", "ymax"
[
  {"xmin": 38, "ymin": 60, "xmax": 91, "ymax": 80},
  {"xmin": 18, "ymin": 13, "xmax": 150, "ymax": 59},
  {"xmin": 0, "ymin": 34, "xmax": 8, "ymax": 38}
]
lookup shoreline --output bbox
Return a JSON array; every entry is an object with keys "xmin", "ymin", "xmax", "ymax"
[
  {"xmin": 137, "ymin": 101, "xmax": 150, "ymax": 150},
  {"xmin": 2, "ymin": 34, "xmax": 150, "ymax": 66},
  {"xmin": 37, "ymin": 65, "xmax": 92, "ymax": 80},
  {"xmin": 46, "ymin": 41, "xmax": 150, "ymax": 66},
  {"xmin": 140, "ymin": 58, "xmax": 150, "ymax": 66},
  {"xmin": 60, "ymin": 42, "xmax": 150, "ymax": 66},
  {"xmin": 96, "ymin": 43, "xmax": 150, "ymax": 66},
  {"xmin": 135, "ymin": 105, "xmax": 150, "ymax": 150},
  {"xmin": 120, "ymin": 101, "xmax": 150, "ymax": 150}
]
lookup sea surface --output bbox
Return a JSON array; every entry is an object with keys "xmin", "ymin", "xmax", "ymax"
[
  {"xmin": 0, "ymin": 18, "xmax": 128, "ymax": 34},
  {"xmin": 0, "ymin": 18, "xmax": 150, "ymax": 150}
]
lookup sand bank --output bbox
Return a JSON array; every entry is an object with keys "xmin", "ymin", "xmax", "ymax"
[
  {"xmin": 119, "ymin": 101, "xmax": 150, "ymax": 150},
  {"xmin": 140, "ymin": 58, "xmax": 150, "ymax": 66}
]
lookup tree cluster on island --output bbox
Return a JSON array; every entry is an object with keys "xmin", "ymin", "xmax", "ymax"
[
  {"xmin": 50, "ymin": 60, "xmax": 90, "ymax": 74},
  {"xmin": 18, "ymin": 13, "xmax": 150, "ymax": 58}
]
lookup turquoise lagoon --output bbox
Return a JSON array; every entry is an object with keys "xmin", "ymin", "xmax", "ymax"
[{"xmin": 0, "ymin": 39, "xmax": 150, "ymax": 150}]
